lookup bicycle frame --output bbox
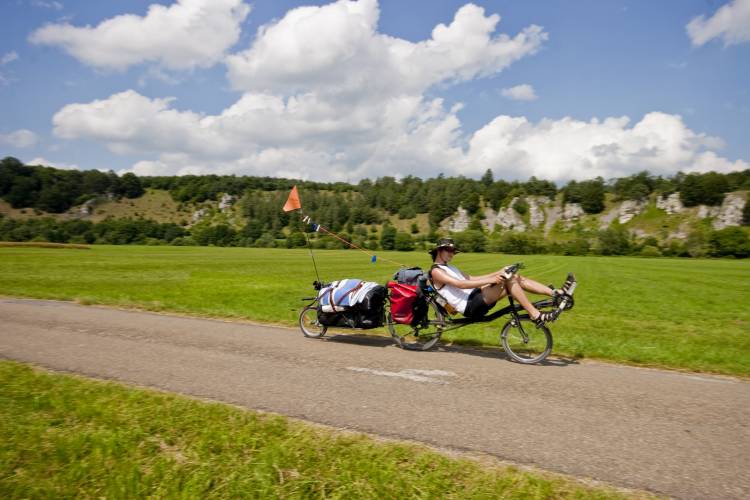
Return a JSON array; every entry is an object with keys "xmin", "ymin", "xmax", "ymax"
[{"xmin": 420, "ymin": 284, "xmax": 554, "ymax": 338}]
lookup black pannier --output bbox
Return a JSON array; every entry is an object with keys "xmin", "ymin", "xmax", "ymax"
[{"xmin": 318, "ymin": 284, "xmax": 386, "ymax": 329}]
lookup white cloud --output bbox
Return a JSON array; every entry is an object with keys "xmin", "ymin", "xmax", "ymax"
[
  {"xmin": 48, "ymin": 2, "xmax": 747, "ymax": 182},
  {"xmin": 26, "ymin": 157, "xmax": 81, "ymax": 170},
  {"xmin": 53, "ymin": 2, "xmax": 547, "ymax": 180},
  {"xmin": 31, "ymin": 1, "xmax": 64, "ymax": 10},
  {"xmin": 0, "ymin": 129, "xmax": 38, "ymax": 148},
  {"xmin": 29, "ymin": 0, "xmax": 251, "ymax": 71},
  {"xmin": 465, "ymin": 112, "xmax": 748, "ymax": 182},
  {"xmin": 501, "ymin": 84, "xmax": 537, "ymax": 101},
  {"xmin": 1, "ymin": 51, "xmax": 18, "ymax": 65},
  {"xmin": 226, "ymin": 0, "xmax": 547, "ymax": 95},
  {"xmin": 687, "ymin": 0, "xmax": 750, "ymax": 47}
]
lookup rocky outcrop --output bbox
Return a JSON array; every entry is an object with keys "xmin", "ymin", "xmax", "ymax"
[
  {"xmin": 527, "ymin": 196, "xmax": 550, "ymax": 228},
  {"xmin": 78, "ymin": 198, "xmax": 97, "ymax": 217},
  {"xmin": 441, "ymin": 206, "xmax": 471, "ymax": 232},
  {"xmin": 544, "ymin": 205, "xmax": 561, "ymax": 235},
  {"xmin": 219, "ymin": 193, "xmax": 236, "ymax": 211},
  {"xmin": 667, "ymin": 221, "xmax": 691, "ymax": 241},
  {"xmin": 656, "ymin": 193, "xmax": 683, "ymax": 214},
  {"xmin": 191, "ymin": 208, "xmax": 209, "ymax": 223},
  {"xmin": 618, "ymin": 200, "xmax": 645, "ymax": 224},
  {"xmin": 561, "ymin": 203, "xmax": 584, "ymax": 229},
  {"xmin": 696, "ymin": 205, "xmax": 720, "ymax": 219},
  {"xmin": 482, "ymin": 199, "xmax": 527, "ymax": 232},
  {"xmin": 599, "ymin": 200, "xmax": 646, "ymax": 229},
  {"xmin": 712, "ymin": 193, "xmax": 746, "ymax": 230}
]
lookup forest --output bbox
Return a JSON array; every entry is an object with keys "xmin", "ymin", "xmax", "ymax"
[{"xmin": 1, "ymin": 156, "xmax": 749, "ymax": 258}]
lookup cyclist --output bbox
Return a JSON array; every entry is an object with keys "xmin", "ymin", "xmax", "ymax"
[{"xmin": 429, "ymin": 238, "xmax": 575, "ymax": 324}]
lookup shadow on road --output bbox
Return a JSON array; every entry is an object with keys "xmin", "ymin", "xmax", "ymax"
[
  {"xmin": 313, "ymin": 332, "xmax": 580, "ymax": 367},
  {"xmin": 435, "ymin": 344, "xmax": 580, "ymax": 367},
  {"xmin": 321, "ymin": 333, "xmax": 394, "ymax": 348}
]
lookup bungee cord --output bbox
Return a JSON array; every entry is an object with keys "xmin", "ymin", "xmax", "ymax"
[{"xmin": 282, "ymin": 185, "xmax": 407, "ymax": 275}]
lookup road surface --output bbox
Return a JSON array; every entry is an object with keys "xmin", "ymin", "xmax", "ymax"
[{"xmin": 1, "ymin": 298, "xmax": 748, "ymax": 498}]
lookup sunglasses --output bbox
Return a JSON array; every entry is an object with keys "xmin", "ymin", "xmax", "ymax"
[{"xmin": 441, "ymin": 247, "xmax": 457, "ymax": 253}]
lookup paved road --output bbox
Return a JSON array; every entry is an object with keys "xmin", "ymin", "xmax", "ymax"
[{"xmin": 1, "ymin": 298, "xmax": 748, "ymax": 499}]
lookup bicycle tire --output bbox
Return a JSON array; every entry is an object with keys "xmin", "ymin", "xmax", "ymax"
[
  {"xmin": 386, "ymin": 301, "xmax": 444, "ymax": 351},
  {"xmin": 299, "ymin": 305, "xmax": 327, "ymax": 338},
  {"xmin": 501, "ymin": 316, "xmax": 552, "ymax": 364}
]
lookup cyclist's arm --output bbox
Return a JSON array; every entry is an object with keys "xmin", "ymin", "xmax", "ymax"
[
  {"xmin": 432, "ymin": 268, "xmax": 499, "ymax": 289},
  {"xmin": 466, "ymin": 266, "xmax": 513, "ymax": 281}
]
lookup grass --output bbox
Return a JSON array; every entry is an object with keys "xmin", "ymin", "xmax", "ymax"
[
  {"xmin": 0, "ymin": 361, "xmax": 647, "ymax": 499},
  {"xmin": 0, "ymin": 242, "xmax": 91, "ymax": 249},
  {"xmin": 0, "ymin": 245, "xmax": 749, "ymax": 376}
]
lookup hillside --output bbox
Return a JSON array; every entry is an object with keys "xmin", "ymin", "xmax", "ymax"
[{"xmin": 1, "ymin": 157, "xmax": 748, "ymax": 257}]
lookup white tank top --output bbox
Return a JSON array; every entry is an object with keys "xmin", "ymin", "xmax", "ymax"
[{"xmin": 433, "ymin": 264, "xmax": 472, "ymax": 313}]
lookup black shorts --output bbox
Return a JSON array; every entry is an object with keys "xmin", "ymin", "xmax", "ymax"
[{"xmin": 463, "ymin": 288, "xmax": 494, "ymax": 318}]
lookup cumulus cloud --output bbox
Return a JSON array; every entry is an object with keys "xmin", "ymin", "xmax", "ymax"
[
  {"xmin": 226, "ymin": 0, "xmax": 547, "ymax": 95},
  {"xmin": 26, "ymin": 157, "xmax": 82, "ymax": 170},
  {"xmin": 48, "ymin": 1, "xmax": 747, "ymax": 182},
  {"xmin": 0, "ymin": 129, "xmax": 39, "ymax": 148},
  {"xmin": 53, "ymin": 1, "xmax": 547, "ymax": 179},
  {"xmin": 465, "ymin": 112, "xmax": 748, "ymax": 182},
  {"xmin": 687, "ymin": 0, "xmax": 750, "ymax": 47},
  {"xmin": 29, "ymin": 0, "xmax": 250, "ymax": 71},
  {"xmin": 501, "ymin": 84, "xmax": 537, "ymax": 101}
]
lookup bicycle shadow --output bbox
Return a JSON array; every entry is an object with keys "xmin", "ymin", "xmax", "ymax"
[
  {"xmin": 315, "ymin": 332, "xmax": 580, "ymax": 367},
  {"xmin": 320, "ymin": 332, "xmax": 394, "ymax": 348},
  {"xmin": 435, "ymin": 344, "xmax": 580, "ymax": 367}
]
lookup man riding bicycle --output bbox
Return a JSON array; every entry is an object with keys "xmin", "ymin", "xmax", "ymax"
[{"xmin": 429, "ymin": 238, "xmax": 575, "ymax": 325}]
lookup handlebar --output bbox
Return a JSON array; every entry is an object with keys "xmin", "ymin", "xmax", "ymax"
[{"xmin": 504, "ymin": 262, "xmax": 524, "ymax": 276}]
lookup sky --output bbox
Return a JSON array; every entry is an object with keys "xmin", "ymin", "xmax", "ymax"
[{"xmin": 1, "ymin": 0, "xmax": 749, "ymax": 184}]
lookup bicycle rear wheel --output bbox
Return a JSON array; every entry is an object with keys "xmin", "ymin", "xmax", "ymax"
[
  {"xmin": 386, "ymin": 301, "xmax": 444, "ymax": 351},
  {"xmin": 501, "ymin": 316, "xmax": 552, "ymax": 364},
  {"xmin": 299, "ymin": 305, "xmax": 327, "ymax": 338}
]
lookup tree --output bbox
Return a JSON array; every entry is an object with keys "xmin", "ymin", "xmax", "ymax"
[
  {"xmin": 453, "ymin": 230, "xmax": 487, "ymax": 253},
  {"xmin": 597, "ymin": 225, "xmax": 630, "ymax": 255},
  {"xmin": 380, "ymin": 224, "xmax": 397, "ymax": 250},
  {"xmin": 708, "ymin": 227, "xmax": 750, "ymax": 258},
  {"xmin": 481, "ymin": 168, "xmax": 494, "ymax": 187},
  {"xmin": 118, "ymin": 172, "xmax": 144, "ymax": 198},
  {"xmin": 679, "ymin": 172, "xmax": 728, "ymax": 206},
  {"xmin": 564, "ymin": 178, "xmax": 605, "ymax": 214},
  {"xmin": 394, "ymin": 231, "xmax": 415, "ymax": 251}
]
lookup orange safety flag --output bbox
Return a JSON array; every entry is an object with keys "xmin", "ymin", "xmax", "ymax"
[{"xmin": 282, "ymin": 185, "xmax": 302, "ymax": 212}]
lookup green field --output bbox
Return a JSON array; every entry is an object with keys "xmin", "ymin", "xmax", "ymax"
[
  {"xmin": 1, "ymin": 245, "xmax": 749, "ymax": 376},
  {"xmin": 1, "ymin": 361, "xmax": 641, "ymax": 499}
]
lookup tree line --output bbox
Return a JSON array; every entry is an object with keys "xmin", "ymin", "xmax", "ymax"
[
  {"xmin": 1, "ymin": 156, "xmax": 749, "ymax": 258},
  {"xmin": 3, "ymin": 157, "xmax": 749, "ymax": 219},
  {"xmin": 1, "ymin": 214, "xmax": 747, "ymax": 258},
  {"xmin": 0, "ymin": 157, "xmax": 144, "ymax": 213}
]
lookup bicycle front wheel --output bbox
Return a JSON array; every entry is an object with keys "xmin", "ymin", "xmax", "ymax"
[
  {"xmin": 501, "ymin": 317, "xmax": 552, "ymax": 364},
  {"xmin": 386, "ymin": 301, "xmax": 444, "ymax": 351},
  {"xmin": 299, "ymin": 305, "xmax": 327, "ymax": 338}
]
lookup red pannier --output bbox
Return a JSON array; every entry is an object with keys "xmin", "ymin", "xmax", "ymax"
[{"xmin": 387, "ymin": 281, "xmax": 419, "ymax": 324}]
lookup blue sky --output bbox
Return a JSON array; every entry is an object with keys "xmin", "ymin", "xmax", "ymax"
[{"xmin": 1, "ymin": 0, "xmax": 748, "ymax": 183}]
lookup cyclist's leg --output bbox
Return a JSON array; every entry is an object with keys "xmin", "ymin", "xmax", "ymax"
[
  {"xmin": 503, "ymin": 276, "xmax": 542, "ymax": 320},
  {"xmin": 516, "ymin": 274, "xmax": 554, "ymax": 296},
  {"xmin": 479, "ymin": 282, "xmax": 506, "ymax": 305}
]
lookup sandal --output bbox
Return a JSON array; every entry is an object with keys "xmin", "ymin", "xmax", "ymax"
[
  {"xmin": 552, "ymin": 273, "xmax": 576, "ymax": 310},
  {"xmin": 560, "ymin": 272, "xmax": 576, "ymax": 295},
  {"xmin": 533, "ymin": 309, "xmax": 560, "ymax": 326}
]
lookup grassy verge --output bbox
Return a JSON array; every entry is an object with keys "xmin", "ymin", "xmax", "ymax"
[
  {"xmin": 0, "ymin": 245, "xmax": 748, "ymax": 376},
  {"xmin": 0, "ymin": 361, "xmax": 644, "ymax": 499}
]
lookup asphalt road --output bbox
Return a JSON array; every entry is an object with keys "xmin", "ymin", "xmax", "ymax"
[{"xmin": 1, "ymin": 298, "xmax": 748, "ymax": 499}]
